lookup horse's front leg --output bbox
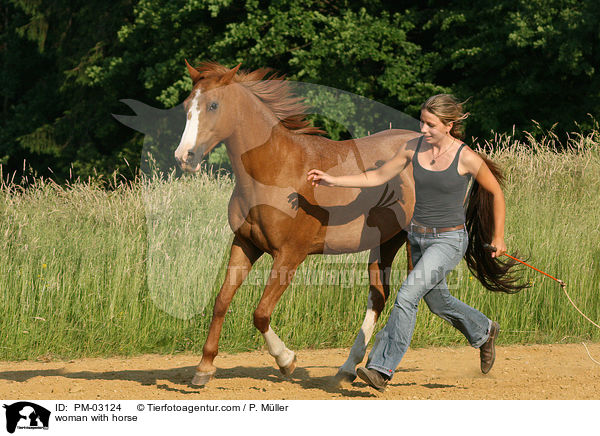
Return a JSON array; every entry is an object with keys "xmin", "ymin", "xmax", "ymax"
[
  {"xmin": 192, "ymin": 236, "xmax": 263, "ymax": 386},
  {"xmin": 253, "ymin": 250, "xmax": 307, "ymax": 376},
  {"xmin": 336, "ymin": 231, "xmax": 408, "ymax": 383}
]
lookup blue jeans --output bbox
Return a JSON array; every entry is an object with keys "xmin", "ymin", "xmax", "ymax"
[{"xmin": 367, "ymin": 228, "xmax": 492, "ymax": 377}]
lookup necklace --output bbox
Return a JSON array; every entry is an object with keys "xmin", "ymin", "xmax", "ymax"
[{"xmin": 430, "ymin": 137, "xmax": 456, "ymax": 165}]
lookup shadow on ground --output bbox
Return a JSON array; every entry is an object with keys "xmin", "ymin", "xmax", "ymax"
[{"xmin": 0, "ymin": 362, "xmax": 455, "ymax": 398}]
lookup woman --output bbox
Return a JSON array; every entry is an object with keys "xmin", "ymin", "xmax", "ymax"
[{"xmin": 307, "ymin": 94, "xmax": 513, "ymax": 392}]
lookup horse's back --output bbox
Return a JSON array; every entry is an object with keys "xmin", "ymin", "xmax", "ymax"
[
  {"xmin": 302, "ymin": 129, "xmax": 419, "ymax": 254},
  {"xmin": 316, "ymin": 129, "xmax": 419, "ymax": 170}
]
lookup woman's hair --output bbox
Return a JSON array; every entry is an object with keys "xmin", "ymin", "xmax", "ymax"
[
  {"xmin": 421, "ymin": 94, "xmax": 470, "ymax": 140},
  {"xmin": 464, "ymin": 156, "xmax": 530, "ymax": 294}
]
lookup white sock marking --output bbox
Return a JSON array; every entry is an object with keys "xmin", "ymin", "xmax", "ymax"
[
  {"xmin": 340, "ymin": 296, "xmax": 378, "ymax": 374},
  {"xmin": 262, "ymin": 326, "xmax": 295, "ymax": 368}
]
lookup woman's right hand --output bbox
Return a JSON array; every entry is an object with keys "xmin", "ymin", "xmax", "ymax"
[{"xmin": 307, "ymin": 169, "xmax": 336, "ymax": 187}]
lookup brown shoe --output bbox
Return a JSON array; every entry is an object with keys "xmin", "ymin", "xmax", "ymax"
[
  {"xmin": 357, "ymin": 367, "xmax": 389, "ymax": 392},
  {"xmin": 480, "ymin": 321, "xmax": 500, "ymax": 374}
]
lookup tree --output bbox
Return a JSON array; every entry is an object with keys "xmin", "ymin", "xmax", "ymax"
[
  {"xmin": 420, "ymin": 0, "xmax": 600, "ymax": 141},
  {"xmin": 1, "ymin": 0, "xmax": 137, "ymax": 181},
  {"xmin": 2, "ymin": 0, "xmax": 598, "ymax": 181}
]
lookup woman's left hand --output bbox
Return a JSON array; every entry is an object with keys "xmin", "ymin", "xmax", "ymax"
[{"xmin": 490, "ymin": 238, "xmax": 507, "ymax": 258}]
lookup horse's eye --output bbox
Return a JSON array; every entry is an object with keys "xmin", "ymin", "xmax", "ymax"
[{"xmin": 208, "ymin": 102, "xmax": 219, "ymax": 111}]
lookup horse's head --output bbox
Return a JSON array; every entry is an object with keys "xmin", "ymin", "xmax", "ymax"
[{"xmin": 175, "ymin": 60, "xmax": 241, "ymax": 172}]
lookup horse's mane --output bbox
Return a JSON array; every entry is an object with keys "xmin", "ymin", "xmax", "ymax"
[{"xmin": 196, "ymin": 62, "xmax": 326, "ymax": 135}]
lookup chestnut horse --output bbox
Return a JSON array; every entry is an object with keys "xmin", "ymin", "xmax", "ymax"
[{"xmin": 175, "ymin": 61, "xmax": 420, "ymax": 386}]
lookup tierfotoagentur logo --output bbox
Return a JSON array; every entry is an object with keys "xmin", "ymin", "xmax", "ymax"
[{"xmin": 2, "ymin": 402, "xmax": 50, "ymax": 433}]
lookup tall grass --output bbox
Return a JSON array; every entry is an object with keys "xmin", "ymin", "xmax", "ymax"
[{"xmin": 1, "ymin": 130, "xmax": 599, "ymax": 361}]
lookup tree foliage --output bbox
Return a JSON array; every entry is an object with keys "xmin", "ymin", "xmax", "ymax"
[
  {"xmin": 421, "ymin": 0, "xmax": 600, "ymax": 140},
  {"xmin": 1, "ymin": 0, "xmax": 598, "ymax": 181}
]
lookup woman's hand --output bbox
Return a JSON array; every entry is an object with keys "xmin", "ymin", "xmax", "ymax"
[
  {"xmin": 490, "ymin": 238, "xmax": 507, "ymax": 259},
  {"xmin": 307, "ymin": 169, "xmax": 337, "ymax": 187}
]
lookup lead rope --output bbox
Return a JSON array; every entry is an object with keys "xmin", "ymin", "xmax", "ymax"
[{"xmin": 484, "ymin": 243, "xmax": 600, "ymax": 365}]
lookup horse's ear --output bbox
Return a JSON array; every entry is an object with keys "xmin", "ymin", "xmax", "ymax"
[
  {"xmin": 219, "ymin": 63, "xmax": 242, "ymax": 85},
  {"xmin": 185, "ymin": 59, "xmax": 202, "ymax": 83}
]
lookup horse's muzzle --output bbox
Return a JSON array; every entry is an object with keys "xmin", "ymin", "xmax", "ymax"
[
  {"xmin": 179, "ymin": 160, "xmax": 201, "ymax": 173},
  {"xmin": 175, "ymin": 150, "xmax": 201, "ymax": 173}
]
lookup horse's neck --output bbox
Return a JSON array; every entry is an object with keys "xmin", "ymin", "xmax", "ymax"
[
  {"xmin": 228, "ymin": 124, "xmax": 301, "ymax": 187},
  {"xmin": 225, "ymin": 93, "xmax": 301, "ymax": 187}
]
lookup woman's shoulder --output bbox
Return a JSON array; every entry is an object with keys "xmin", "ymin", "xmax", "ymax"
[
  {"xmin": 458, "ymin": 143, "xmax": 482, "ymax": 160},
  {"xmin": 395, "ymin": 134, "xmax": 423, "ymax": 159},
  {"xmin": 458, "ymin": 143, "xmax": 484, "ymax": 175}
]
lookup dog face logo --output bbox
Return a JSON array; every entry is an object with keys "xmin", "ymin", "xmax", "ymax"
[{"xmin": 3, "ymin": 402, "xmax": 51, "ymax": 433}]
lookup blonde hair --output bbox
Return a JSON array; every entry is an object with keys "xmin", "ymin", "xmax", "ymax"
[{"xmin": 421, "ymin": 94, "xmax": 471, "ymax": 140}]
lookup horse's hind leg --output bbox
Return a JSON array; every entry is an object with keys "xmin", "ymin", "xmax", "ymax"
[
  {"xmin": 192, "ymin": 236, "xmax": 263, "ymax": 386},
  {"xmin": 253, "ymin": 250, "xmax": 307, "ymax": 376},
  {"xmin": 336, "ymin": 231, "xmax": 407, "ymax": 383}
]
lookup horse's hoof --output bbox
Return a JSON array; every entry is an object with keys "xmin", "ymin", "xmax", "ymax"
[
  {"xmin": 279, "ymin": 355, "xmax": 297, "ymax": 376},
  {"xmin": 334, "ymin": 370, "xmax": 357, "ymax": 385},
  {"xmin": 191, "ymin": 370, "xmax": 215, "ymax": 386}
]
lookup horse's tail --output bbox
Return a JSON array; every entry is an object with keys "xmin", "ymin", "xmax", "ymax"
[{"xmin": 464, "ymin": 155, "xmax": 530, "ymax": 294}]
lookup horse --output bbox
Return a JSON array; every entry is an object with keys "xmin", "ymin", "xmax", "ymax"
[
  {"xmin": 174, "ymin": 60, "xmax": 422, "ymax": 386},
  {"xmin": 173, "ymin": 59, "xmax": 536, "ymax": 388}
]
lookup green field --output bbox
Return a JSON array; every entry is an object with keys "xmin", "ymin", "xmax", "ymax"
[{"xmin": 1, "ymin": 131, "xmax": 599, "ymax": 361}]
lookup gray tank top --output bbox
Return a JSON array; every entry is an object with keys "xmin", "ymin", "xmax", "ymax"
[{"xmin": 412, "ymin": 137, "xmax": 471, "ymax": 227}]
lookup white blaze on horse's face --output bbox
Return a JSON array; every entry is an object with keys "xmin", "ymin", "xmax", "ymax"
[{"xmin": 175, "ymin": 89, "xmax": 203, "ymax": 172}]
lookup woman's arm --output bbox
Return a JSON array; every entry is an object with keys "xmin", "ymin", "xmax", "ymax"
[
  {"xmin": 463, "ymin": 149, "xmax": 507, "ymax": 258},
  {"xmin": 307, "ymin": 147, "xmax": 410, "ymax": 188}
]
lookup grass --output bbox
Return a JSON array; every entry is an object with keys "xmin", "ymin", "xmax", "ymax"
[{"xmin": 1, "ymin": 129, "xmax": 599, "ymax": 361}]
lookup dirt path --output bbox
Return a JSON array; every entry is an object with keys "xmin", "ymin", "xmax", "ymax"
[{"xmin": 0, "ymin": 343, "xmax": 598, "ymax": 400}]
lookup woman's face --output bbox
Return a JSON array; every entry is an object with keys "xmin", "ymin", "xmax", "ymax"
[{"xmin": 420, "ymin": 109, "xmax": 452, "ymax": 145}]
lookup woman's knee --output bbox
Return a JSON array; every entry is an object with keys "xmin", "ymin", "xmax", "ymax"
[
  {"xmin": 424, "ymin": 290, "xmax": 450, "ymax": 316},
  {"xmin": 394, "ymin": 288, "xmax": 421, "ymax": 310}
]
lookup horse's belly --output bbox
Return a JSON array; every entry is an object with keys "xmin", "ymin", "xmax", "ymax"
[{"xmin": 321, "ymin": 204, "xmax": 407, "ymax": 254}]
